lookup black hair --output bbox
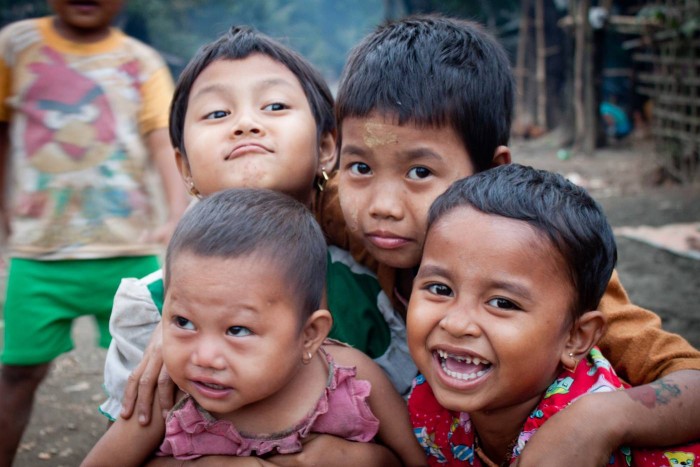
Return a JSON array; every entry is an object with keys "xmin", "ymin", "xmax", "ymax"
[
  {"xmin": 165, "ymin": 188, "xmax": 327, "ymax": 320},
  {"xmin": 170, "ymin": 25, "xmax": 335, "ymax": 159},
  {"xmin": 428, "ymin": 164, "xmax": 617, "ymax": 317},
  {"xmin": 336, "ymin": 14, "xmax": 514, "ymax": 173}
]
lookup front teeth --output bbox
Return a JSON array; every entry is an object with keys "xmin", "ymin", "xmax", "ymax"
[
  {"xmin": 436, "ymin": 349, "xmax": 489, "ymax": 366},
  {"xmin": 437, "ymin": 349, "xmax": 490, "ymax": 381},
  {"xmin": 202, "ymin": 382, "xmax": 226, "ymax": 390}
]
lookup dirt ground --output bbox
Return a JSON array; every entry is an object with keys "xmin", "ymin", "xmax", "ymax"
[{"xmin": 3, "ymin": 136, "xmax": 700, "ymax": 466}]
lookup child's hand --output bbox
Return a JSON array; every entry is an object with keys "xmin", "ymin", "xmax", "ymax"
[
  {"xmin": 266, "ymin": 434, "xmax": 401, "ymax": 467},
  {"xmin": 120, "ymin": 320, "xmax": 176, "ymax": 425},
  {"xmin": 515, "ymin": 394, "xmax": 619, "ymax": 467}
]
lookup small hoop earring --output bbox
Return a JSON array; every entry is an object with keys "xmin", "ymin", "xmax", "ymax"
[
  {"xmin": 187, "ymin": 180, "xmax": 200, "ymax": 198},
  {"xmin": 316, "ymin": 169, "xmax": 329, "ymax": 192},
  {"xmin": 302, "ymin": 351, "xmax": 313, "ymax": 365},
  {"xmin": 565, "ymin": 352, "xmax": 579, "ymax": 373}
]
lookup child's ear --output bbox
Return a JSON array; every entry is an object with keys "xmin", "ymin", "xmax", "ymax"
[
  {"xmin": 317, "ymin": 131, "xmax": 338, "ymax": 174},
  {"xmin": 560, "ymin": 310, "xmax": 607, "ymax": 371},
  {"xmin": 301, "ymin": 309, "xmax": 333, "ymax": 357},
  {"xmin": 491, "ymin": 145, "xmax": 511, "ymax": 168}
]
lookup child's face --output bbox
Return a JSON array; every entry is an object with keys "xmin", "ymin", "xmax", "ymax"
[
  {"xmin": 338, "ymin": 113, "xmax": 474, "ymax": 269},
  {"xmin": 162, "ymin": 252, "xmax": 308, "ymax": 417},
  {"xmin": 407, "ymin": 206, "xmax": 575, "ymax": 417},
  {"xmin": 178, "ymin": 55, "xmax": 334, "ymax": 205},
  {"xmin": 50, "ymin": 0, "xmax": 123, "ymax": 32}
]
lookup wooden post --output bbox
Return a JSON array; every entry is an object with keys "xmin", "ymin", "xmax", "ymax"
[
  {"xmin": 515, "ymin": 0, "xmax": 532, "ymax": 131},
  {"xmin": 535, "ymin": 0, "xmax": 547, "ymax": 128}
]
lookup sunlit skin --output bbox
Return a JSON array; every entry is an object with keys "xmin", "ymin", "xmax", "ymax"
[
  {"xmin": 162, "ymin": 252, "xmax": 328, "ymax": 434},
  {"xmin": 407, "ymin": 207, "xmax": 577, "ymax": 456},
  {"xmin": 178, "ymin": 54, "xmax": 335, "ymax": 206},
  {"xmin": 49, "ymin": 0, "xmax": 124, "ymax": 42},
  {"xmin": 338, "ymin": 113, "xmax": 475, "ymax": 271}
]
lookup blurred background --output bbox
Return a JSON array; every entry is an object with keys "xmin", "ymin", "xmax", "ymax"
[{"xmin": 0, "ymin": 1, "xmax": 698, "ymax": 465}]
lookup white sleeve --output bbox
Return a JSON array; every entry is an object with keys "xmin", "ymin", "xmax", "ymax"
[{"xmin": 99, "ymin": 273, "xmax": 163, "ymax": 421}]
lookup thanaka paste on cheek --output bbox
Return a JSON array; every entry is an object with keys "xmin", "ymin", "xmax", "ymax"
[{"xmin": 363, "ymin": 121, "xmax": 398, "ymax": 148}]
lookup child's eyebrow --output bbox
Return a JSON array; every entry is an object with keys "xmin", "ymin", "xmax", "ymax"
[
  {"xmin": 416, "ymin": 263, "xmax": 451, "ymax": 279},
  {"xmin": 254, "ymin": 77, "xmax": 297, "ymax": 92},
  {"xmin": 191, "ymin": 82, "xmax": 230, "ymax": 100},
  {"xmin": 488, "ymin": 279, "xmax": 533, "ymax": 302}
]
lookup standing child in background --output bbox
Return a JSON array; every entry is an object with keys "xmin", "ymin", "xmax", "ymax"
[
  {"xmin": 101, "ymin": 25, "xmax": 416, "ymax": 464},
  {"xmin": 323, "ymin": 14, "xmax": 700, "ymax": 465},
  {"xmin": 0, "ymin": 1, "xmax": 188, "ymax": 465},
  {"xmin": 83, "ymin": 188, "xmax": 423, "ymax": 467},
  {"xmin": 407, "ymin": 164, "xmax": 700, "ymax": 466}
]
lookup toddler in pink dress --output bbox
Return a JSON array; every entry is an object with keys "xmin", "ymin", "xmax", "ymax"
[{"xmin": 83, "ymin": 189, "xmax": 424, "ymax": 466}]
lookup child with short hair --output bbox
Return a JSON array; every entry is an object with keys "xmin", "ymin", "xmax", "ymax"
[
  {"xmin": 324, "ymin": 14, "xmax": 700, "ymax": 463},
  {"xmin": 83, "ymin": 188, "xmax": 423, "ymax": 466},
  {"xmin": 0, "ymin": 1, "xmax": 188, "ymax": 463},
  {"xmin": 407, "ymin": 163, "xmax": 700, "ymax": 465},
  {"xmin": 101, "ymin": 25, "xmax": 416, "ymax": 459}
]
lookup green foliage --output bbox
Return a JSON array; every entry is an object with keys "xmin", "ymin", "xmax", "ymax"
[{"xmin": 125, "ymin": 0, "xmax": 382, "ymax": 81}]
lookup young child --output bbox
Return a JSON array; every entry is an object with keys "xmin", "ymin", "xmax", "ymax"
[
  {"xmin": 407, "ymin": 163, "xmax": 700, "ymax": 466},
  {"xmin": 83, "ymin": 188, "xmax": 424, "ymax": 466},
  {"xmin": 101, "ymin": 24, "xmax": 415, "ymax": 438},
  {"xmin": 325, "ymin": 14, "xmax": 700, "ymax": 463},
  {"xmin": 0, "ymin": 1, "xmax": 188, "ymax": 464}
]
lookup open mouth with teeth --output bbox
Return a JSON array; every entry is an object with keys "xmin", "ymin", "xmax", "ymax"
[
  {"xmin": 198, "ymin": 381, "xmax": 228, "ymax": 390},
  {"xmin": 436, "ymin": 349, "xmax": 492, "ymax": 381}
]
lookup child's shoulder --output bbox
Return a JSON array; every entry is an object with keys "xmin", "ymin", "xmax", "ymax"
[
  {"xmin": 322, "ymin": 340, "xmax": 386, "ymax": 382},
  {"xmin": 0, "ymin": 17, "xmax": 42, "ymax": 52}
]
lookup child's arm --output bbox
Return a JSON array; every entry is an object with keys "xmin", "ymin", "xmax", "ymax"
[
  {"xmin": 0, "ymin": 122, "xmax": 9, "ymax": 237},
  {"xmin": 82, "ymin": 394, "xmax": 166, "ymax": 467},
  {"xmin": 516, "ymin": 370, "xmax": 700, "ymax": 467},
  {"xmin": 516, "ymin": 272, "xmax": 700, "ymax": 467},
  {"xmin": 597, "ymin": 271, "xmax": 700, "ymax": 384},
  {"xmin": 145, "ymin": 128, "xmax": 189, "ymax": 245},
  {"xmin": 329, "ymin": 344, "xmax": 427, "ymax": 467},
  {"xmin": 101, "ymin": 277, "xmax": 174, "ymax": 425}
]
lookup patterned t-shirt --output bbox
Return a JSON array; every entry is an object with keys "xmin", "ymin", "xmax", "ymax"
[
  {"xmin": 409, "ymin": 348, "xmax": 700, "ymax": 466},
  {"xmin": 0, "ymin": 17, "xmax": 174, "ymax": 259}
]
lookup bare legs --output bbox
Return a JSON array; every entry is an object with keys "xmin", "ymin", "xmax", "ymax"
[{"xmin": 0, "ymin": 363, "xmax": 51, "ymax": 467}]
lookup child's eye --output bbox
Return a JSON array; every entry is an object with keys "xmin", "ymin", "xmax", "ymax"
[
  {"xmin": 174, "ymin": 315, "xmax": 195, "ymax": 330},
  {"xmin": 426, "ymin": 283, "xmax": 453, "ymax": 296},
  {"xmin": 227, "ymin": 326, "xmax": 252, "ymax": 337},
  {"xmin": 349, "ymin": 162, "xmax": 372, "ymax": 175},
  {"xmin": 407, "ymin": 166, "xmax": 432, "ymax": 180},
  {"xmin": 204, "ymin": 110, "xmax": 230, "ymax": 120},
  {"xmin": 263, "ymin": 102, "xmax": 287, "ymax": 111},
  {"xmin": 487, "ymin": 298, "xmax": 521, "ymax": 310}
]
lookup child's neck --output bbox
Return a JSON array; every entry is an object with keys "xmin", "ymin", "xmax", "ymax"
[
  {"xmin": 217, "ymin": 349, "xmax": 328, "ymax": 434},
  {"xmin": 393, "ymin": 267, "xmax": 417, "ymax": 318},
  {"xmin": 469, "ymin": 399, "xmax": 540, "ymax": 466},
  {"xmin": 52, "ymin": 17, "xmax": 111, "ymax": 44}
]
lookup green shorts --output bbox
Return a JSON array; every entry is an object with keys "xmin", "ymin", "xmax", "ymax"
[{"xmin": 1, "ymin": 256, "xmax": 160, "ymax": 365}]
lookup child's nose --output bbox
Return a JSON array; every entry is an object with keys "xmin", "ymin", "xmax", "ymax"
[
  {"xmin": 231, "ymin": 111, "xmax": 264, "ymax": 137},
  {"xmin": 368, "ymin": 182, "xmax": 404, "ymax": 220},
  {"xmin": 439, "ymin": 305, "xmax": 483, "ymax": 338},
  {"xmin": 191, "ymin": 340, "xmax": 227, "ymax": 370}
]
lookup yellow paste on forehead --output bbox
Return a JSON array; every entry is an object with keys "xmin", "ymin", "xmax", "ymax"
[{"xmin": 363, "ymin": 121, "xmax": 398, "ymax": 148}]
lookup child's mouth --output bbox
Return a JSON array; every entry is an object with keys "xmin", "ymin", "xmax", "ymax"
[{"xmin": 436, "ymin": 349, "xmax": 491, "ymax": 381}]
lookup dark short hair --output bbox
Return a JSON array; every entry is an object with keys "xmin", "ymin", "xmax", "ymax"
[
  {"xmin": 428, "ymin": 164, "xmax": 617, "ymax": 317},
  {"xmin": 336, "ymin": 14, "xmax": 514, "ymax": 172},
  {"xmin": 170, "ymin": 25, "xmax": 335, "ymax": 159},
  {"xmin": 165, "ymin": 188, "xmax": 327, "ymax": 320}
]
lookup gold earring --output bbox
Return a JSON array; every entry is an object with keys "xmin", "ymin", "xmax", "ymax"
[
  {"xmin": 316, "ymin": 169, "xmax": 329, "ymax": 192},
  {"xmin": 565, "ymin": 352, "xmax": 579, "ymax": 373},
  {"xmin": 302, "ymin": 351, "xmax": 313, "ymax": 365},
  {"xmin": 187, "ymin": 180, "xmax": 200, "ymax": 198}
]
